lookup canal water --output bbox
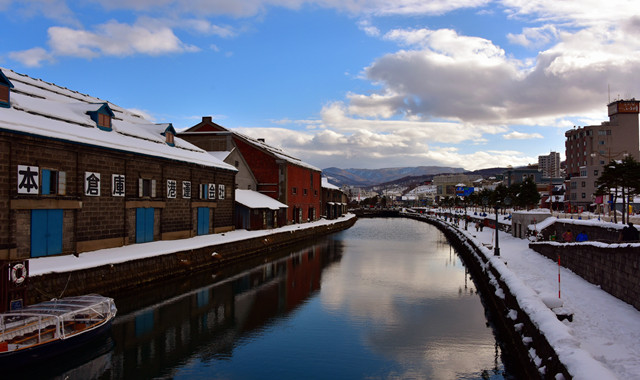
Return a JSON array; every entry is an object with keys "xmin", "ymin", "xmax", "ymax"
[{"xmin": 29, "ymin": 218, "xmax": 520, "ymax": 379}]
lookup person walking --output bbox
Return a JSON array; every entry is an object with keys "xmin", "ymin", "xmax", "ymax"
[
  {"xmin": 575, "ymin": 230, "xmax": 588, "ymax": 242},
  {"xmin": 619, "ymin": 222, "xmax": 640, "ymax": 242},
  {"xmin": 562, "ymin": 229, "xmax": 573, "ymax": 243}
]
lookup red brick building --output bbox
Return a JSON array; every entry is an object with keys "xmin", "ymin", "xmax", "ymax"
[
  {"xmin": 180, "ymin": 117, "xmax": 322, "ymax": 224},
  {"xmin": 0, "ymin": 68, "xmax": 237, "ymax": 262}
]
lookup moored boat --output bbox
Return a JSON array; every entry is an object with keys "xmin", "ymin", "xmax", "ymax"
[{"xmin": 0, "ymin": 294, "xmax": 117, "ymax": 366}]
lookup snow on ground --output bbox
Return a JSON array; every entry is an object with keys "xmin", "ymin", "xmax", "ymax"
[
  {"xmin": 441, "ymin": 215, "xmax": 640, "ymax": 380},
  {"xmin": 28, "ymin": 214, "xmax": 356, "ymax": 277}
]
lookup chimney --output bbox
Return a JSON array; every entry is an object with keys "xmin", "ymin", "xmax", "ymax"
[
  {"xmin": 202, "ymin": 116, "xmax": 212, "ymax": 123},
  {"xmin": 258, "ymin": 138, "xmax": 265, "ymax": 143}
]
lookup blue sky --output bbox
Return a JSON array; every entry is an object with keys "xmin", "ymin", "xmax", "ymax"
[{"xmin": 1, "ymin": 1, "xmax": 639, "ymax": 170}]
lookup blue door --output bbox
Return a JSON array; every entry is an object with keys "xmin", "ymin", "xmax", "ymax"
[
  {"xmin": 136, "ymin": 208, "xmax": 154, "ymax": 243},
  {"xmin": 197, "ymin": 207, "xmax": 209, "ymax": 235},
  {"xmin": 31, "ymin": 209, "xmax": 63, "ymax": 257}
]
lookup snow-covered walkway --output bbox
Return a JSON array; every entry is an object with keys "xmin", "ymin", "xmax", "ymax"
[{"xmin": 447, "ymin": 217, "xmax": 640, "ymax": 379}]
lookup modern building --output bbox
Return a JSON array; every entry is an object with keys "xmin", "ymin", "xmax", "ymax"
[
  {"xmin": 180, "ymin": 117, "xmax": 322, "ymax": 224},
  {"xmin": 0, "ymin": 67, "xmax": 237, "ymax": 262},
  {"xmin": 433, "ymin": 173, "xmax": 482, "ymax": 199},
  {"xmin": 538, "ymin": 152, "xmax": 561, "ymax": 178},
  {"xmin": 564, "ymin": 99, "xmax": 640, "ymax": 210}
]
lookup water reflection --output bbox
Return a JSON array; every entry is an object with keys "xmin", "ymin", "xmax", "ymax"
[{"xmin": 30, "ymin": 218, "xmax": 516, "ymax": 379}]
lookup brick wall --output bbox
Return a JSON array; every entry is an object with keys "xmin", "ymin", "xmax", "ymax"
[
  {"xmin": 1, "ymin": 131, "xmax": 236, "ymax": 259},
  {"xmin": 0, "ymin": 140, "xmax": 9, "ymax": 252},
  {"xmin": 529, "ymin": 242, "xmax": 640, "ymax": 310},
  {"xmin": 539, "ymin": 220, "xmax": 621, "ymax": 242},
  {"xmin": 27, "ymin": 216, "xmax": 357, "ymax": 303}
]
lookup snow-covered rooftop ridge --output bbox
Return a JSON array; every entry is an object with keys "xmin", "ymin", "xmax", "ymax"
[
  {"xmin": 0, "ymin": 67, "xmax": 236, "ymax": 172},
  {"xmin": 232, "ymin": 130, "xmax": 321, "ymax": 172},
  {"xmin": 321, "ymin": 177, "xmax": 339, "ymax": 190},
  {"xmin": 235, "ymin": 189, "xmax": 288, "ymax": 210}
]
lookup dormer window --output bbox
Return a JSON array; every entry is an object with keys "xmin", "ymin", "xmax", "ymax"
[
  {"xmin": 87, "ymin": 103, "xmax": 115, "ymax": 131},
  {"xmin": 0, "ymin": 69, "xmax": 14, "ymax": 108},
  {"xmin": 98, "ymin": 113, "xmax": 111, "ymax": 129},
  {"xmin": 160, "ymin": 123, "xmax": 177, "ymax": 147},
  {"xmin": 166, "ymin": 131, "xmax": 175, "ymax": 146}
]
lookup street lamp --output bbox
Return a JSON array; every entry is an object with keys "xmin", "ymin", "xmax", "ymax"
[{"xmin": 493, "ymin": 196, "xmax": 512, "ymax": 256}]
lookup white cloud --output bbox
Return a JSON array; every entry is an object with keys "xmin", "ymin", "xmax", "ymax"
[
  {"xmin": 9, "ymin": 17, "xmax": 201, "ymax": 65},
  {"xmin": 503, "ymin": 131, "xmax": 543, "ymax": 140},
  {"xmin": 8, "ymin": 47, "xmax": 54, "ymax": 67},
  {"xmin": 507, "ymin": 24, "xmax": 558, "ymax": 48},
  {"xmin": 48, "ymin": 19, "xmax": 200, "ymax": 58}
]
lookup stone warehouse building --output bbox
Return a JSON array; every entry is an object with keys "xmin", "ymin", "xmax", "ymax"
[
  {"xmin": 0, "ymin": 68, "xmax": 237, "ymax": 261},
  {"xmin": 179, "ymin": 117, "xmax": 322, "ymax": 224}
]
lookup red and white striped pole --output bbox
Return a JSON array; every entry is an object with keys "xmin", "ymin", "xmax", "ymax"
[{"xmin": 558, "ymin": 253, "xmax": 562, "ymax": 299}]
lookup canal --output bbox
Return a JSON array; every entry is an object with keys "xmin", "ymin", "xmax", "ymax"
[{"xmin": 28, "ymin": 218, "xmax": 520, "ymax": 379}]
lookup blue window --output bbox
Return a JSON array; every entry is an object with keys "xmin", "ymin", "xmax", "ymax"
[
  {"xmin": 31, "ymin": 209, "xmax": 63, "ymax": 257},
  {"xmin": 197, "ymin": 207, "xmax": 209, "ymax": 235},
  {"xmin": 136, "ymin": 208, "xmax": 154, "ymax": 243}
]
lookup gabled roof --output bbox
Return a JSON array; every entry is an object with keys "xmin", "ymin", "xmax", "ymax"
[
  {"xmin": 322, "ymin": 177, "xmax": 340, "ymax": 190},
  {"xmin": 183, "ymin": 116, "xmax": 321, "ymax": 172},
  {"xmin": 0, "ymin": 70, "xmax": 14, "ymax": 88},
  {"xmin": 0, "ymin": 67, "xmax": 236, "ymax": 172}
]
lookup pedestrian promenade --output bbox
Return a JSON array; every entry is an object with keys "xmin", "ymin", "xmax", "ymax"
[{"xmin": 441, "ymin": 215, "xmax": 640, "ymax": 379}]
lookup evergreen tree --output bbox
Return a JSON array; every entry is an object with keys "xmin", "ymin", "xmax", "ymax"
[{"xmin": 595, "ymin": 156, "xmax": 640, "ymax": 223}]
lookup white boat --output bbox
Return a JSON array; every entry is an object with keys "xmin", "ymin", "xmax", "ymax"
[{"xmin": 0, "ymin": 294, "xmax": 117, "ymax": 366}]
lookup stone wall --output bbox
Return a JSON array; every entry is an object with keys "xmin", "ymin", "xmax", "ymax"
[
  {"xmin": 405, "ymin": 214, "xmax": 570, "ymax": 379},
  {"xmin": 529, "ymin": 242, "xmax": 640, "ymax": 310},
  {"xmin": 27, "ymin": 217, "xmax": 357, "ymax": 305},
  {"xmin": 537, "ymin": 220, "xmax": 622, "ymax": 243}
]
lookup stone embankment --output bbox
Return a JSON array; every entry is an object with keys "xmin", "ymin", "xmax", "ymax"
[
  {"xmin": 28, "ymin": 216, "xmax": 356, "ymax": 304},
  {"xmin": 404, "ymin": 213, "xmax": 571, "ymax": 380}
]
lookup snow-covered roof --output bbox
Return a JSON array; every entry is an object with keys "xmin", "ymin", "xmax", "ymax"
[
  {"xmin": 235, "ymin": 189, "xmax": 288, "ymax": 210},
  {"xmin": 208, "ymin": 151, "xmax": 232, "ymax": 162},
  {"xmin": 322, "ymin": 177, "xmax": 339, "ymax": 190},
  {"xmin": 0, "ymin": 67, "xmax": 236, "ymax": 172},
  {"xmin": 232, "ymin": 131, "xmax": 321, "ymax": 172}
]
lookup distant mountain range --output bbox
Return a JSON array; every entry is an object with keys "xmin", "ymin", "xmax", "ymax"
[
  {"xmin": 322, "ymin": 166, "xmax": 466, "ymax": 187},
  {"xmin": 322, "ymin": 166, "xmax": 508, "ymax": 188}
]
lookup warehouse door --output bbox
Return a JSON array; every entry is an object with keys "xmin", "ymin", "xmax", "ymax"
[
  {"xmin": 31, "ymin": 209, "xmax": 63, "ymax": 257},
  {"xmin": 197, "ymin": 207, "xmax": 209, "ymax": 235},
  {"xmin": 136, "ymin": 208, "xmax": 155, "ymax": 243}
]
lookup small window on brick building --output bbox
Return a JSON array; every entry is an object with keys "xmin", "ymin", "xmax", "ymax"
[
  {"xmin": 88, "ymin": 104, "xmax": 115, "ymax": 131},
  {"xmin": 292, "ymin": 187, "xmax": 297, "ymax": 195},
  {"xmin": 0, "ymin": 69, "xmax": 14, "ymax": 108},
  {"xmin": 303, "ymin": 188, "xmax": 308, "ymax": 196},
  {"xmin": 139, "ymin": 178, "xmax": 156, "ymax": 197},
  {"xmin": 0, "ymin": 85, "xmax": 9, "ymax": 107},
  {"xmin": 41, "ymin": 169, "xmax": 66, "ymax": 195},
  {"xmin": 160, "ymin": 124, "xmax": 177, "ymax": 146},
  {"xmin": 165, "ymin": 131, "xmax": 175, "ymax": 146}
]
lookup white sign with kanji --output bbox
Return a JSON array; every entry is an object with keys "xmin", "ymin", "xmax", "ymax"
[
  {"xmin": 17, "ymin": 165, "xmax": 39, "ymax": 194},
  {"xmin": 167, "ymin": 180, "xmax": 177, "ymax": 199},
  {"xmin": 112, "ymin": 174, "xmax": 125, "ymax": 197},
  {"xmin": 85, "ymin": 172, "xmax": 101, "ymax": 196}
]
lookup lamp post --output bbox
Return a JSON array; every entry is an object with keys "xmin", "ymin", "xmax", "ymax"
[{"xmin": 494, "ymin": 196, "xmax": 512, "ymax": 256}]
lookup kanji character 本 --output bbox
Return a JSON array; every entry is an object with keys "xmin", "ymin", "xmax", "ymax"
[{"xmin": 17, "ymin": 165, "xmax": 39, "ymax": 194}]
